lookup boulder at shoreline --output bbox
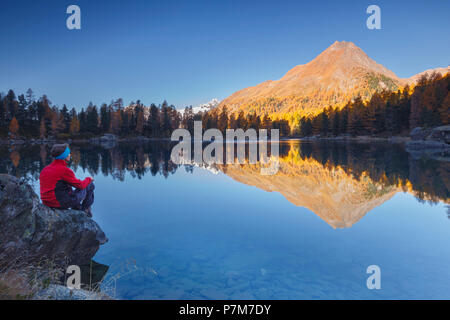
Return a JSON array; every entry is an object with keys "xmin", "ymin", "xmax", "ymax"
[{"xmin": 0, "ymin": 174, "xmax": 108, "ymax": 268}]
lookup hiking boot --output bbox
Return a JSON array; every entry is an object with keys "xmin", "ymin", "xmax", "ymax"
[{"xmin": 84, "ymin": 207, "xmax": 93, "ymax": 218}]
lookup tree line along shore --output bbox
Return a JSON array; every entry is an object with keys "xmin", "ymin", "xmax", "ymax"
[{"xmin": 1, "ymin": 72, "xmax": 448, "ymax": 142}]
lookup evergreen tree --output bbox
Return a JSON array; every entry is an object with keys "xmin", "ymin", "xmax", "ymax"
[
  {"xmin": 331, "ymin": 109, "xmax": 340, "ymax": 136},
  {"xmin": 86, "ymin": 104, "xmax": 100, "ymax": 134},
  {"xmin": 160, "ymin": 101, "xmax": 171, "ymax": 137},
  {"xmin": 218, "ymin": 106, "xmax": 229, "ymax": 133},
  {"xmin": 100, "ymin": 103, "xmax": 111, "ymax": 133}
]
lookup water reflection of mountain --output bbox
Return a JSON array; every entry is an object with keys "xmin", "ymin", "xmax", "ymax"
[
  {"xmin": 220, "ymin": 156, "xmax": 399, "ymax": 228},
  {"xmin": 223, "ymin": 142, "xmax": 449, "ymax": 227},
  {"xmin": 0, "ymin": 141, "xmax": 448, "ymax": 227}
]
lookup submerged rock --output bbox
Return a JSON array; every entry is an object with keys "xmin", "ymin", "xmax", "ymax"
[{"xmin": 0, "ymin": 174, "xmax": 108, "ymax": 268}]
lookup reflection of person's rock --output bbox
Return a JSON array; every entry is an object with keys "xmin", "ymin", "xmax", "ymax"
[{"xmin": 0, "ymin": 174, "xmax": 108, "ymax": 268}]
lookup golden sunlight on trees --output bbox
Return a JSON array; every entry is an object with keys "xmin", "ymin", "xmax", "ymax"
[
  {"xmin": 69, "ymin": 115, "xmax": 80, "ymax": 135},
  {"xmin": 0, "ymin": 72, "xmax": 447, "ymax": 140},
  {"xmin": 8, "ymin": 116, "xmax": 19, "ymax": 137}
]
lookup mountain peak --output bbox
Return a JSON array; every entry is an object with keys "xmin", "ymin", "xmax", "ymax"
[
  {"xmin": 329, "ymin": 40, "xmax": 358, "ymax": 49},
  {"xmin": 219, "ymin": 41, "xmax": 403, "ymax": 115}
]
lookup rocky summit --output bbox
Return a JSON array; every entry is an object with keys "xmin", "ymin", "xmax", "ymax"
[
  {"xmin": 0, "ymin": 174, "xmax": 108, "ymax": 268},
  {"xmin": 219, "ymin": 41, "xmax": 450, "ymax": 116}
]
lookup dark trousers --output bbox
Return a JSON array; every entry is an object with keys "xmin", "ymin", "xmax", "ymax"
[{"xmin": 67, "ymin": 182, "xmax": 95, "ymax": 211}]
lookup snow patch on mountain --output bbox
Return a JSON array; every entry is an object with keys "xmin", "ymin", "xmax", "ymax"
[{"xmin": 179, "ymin": 98, "xmax": 220, "ymax": 115}]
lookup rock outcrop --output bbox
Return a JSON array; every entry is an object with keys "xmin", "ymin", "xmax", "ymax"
[
  {"xmin": 428, "ymin": 125, "xmax": 450, "ymax": 144},
  {"xmin": 407, "ymin": 126, "xmax": 450, "ymax": 160},
  {"xmin": 410, "ymin": 127, "xmax": 432, "ymax": 141},
  {"xmin": 409, "ymin": 125, "xmax": 450, "ymax": 144},
  {"xmin": 0, "ymin": 174, "xmax": 107, "ymax": 268}
]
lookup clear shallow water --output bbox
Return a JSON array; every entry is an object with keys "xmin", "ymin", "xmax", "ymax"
[{"xmin": 1, "ymin": 141, "xmax": 449, "ymax": 299}]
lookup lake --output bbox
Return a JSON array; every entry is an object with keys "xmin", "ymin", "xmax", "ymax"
[{"xmin": 1, "ymin": 140, "xmax": 449, "ymax": 299}]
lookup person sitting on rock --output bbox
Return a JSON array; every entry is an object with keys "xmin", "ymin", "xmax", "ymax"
[{"xmin": 39, "ymin": 143, "xmax": 95, "ymax": 217}]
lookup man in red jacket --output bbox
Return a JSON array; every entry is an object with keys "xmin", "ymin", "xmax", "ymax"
[{"xmin": 40, "ymin": 143, "xmax": 95, "ymax": 217}]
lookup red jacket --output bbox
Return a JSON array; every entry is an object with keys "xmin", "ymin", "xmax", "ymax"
[{"xmin": 39, "ymin": 159, "xmax": 92, "ymax": 208}]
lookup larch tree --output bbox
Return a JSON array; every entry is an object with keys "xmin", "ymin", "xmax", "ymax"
[{"xmin": 9, "ymin": 116, "xmax": 19, "ymax": 137}]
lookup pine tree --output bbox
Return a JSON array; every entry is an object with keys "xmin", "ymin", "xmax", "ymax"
[
  {"xmin": 236, "ymin": 111, "xmax": 245, "ymax": 129},
  {"xmin": 347, "ymin": 97, "xmax": 364, "ymax": 135},
  {"xmin": 148, "ymin": 103, "xmax": 160, "ymax": 137},
  {"xmin": 331, "ymin": 110, "xmax": 340, "ymax": 136},
  {"xmin": 312, "ymin": 115, "xmax": 322, "ymax": 135},
  {"xmin": 5, "ymin": 89, "xmax": 17, "ymax": 120},
  {"xmin": 39, "ymin": 118, "xmax": 46, "ymax": 138},
  {"xmin": 60, "ymin": 105, "xmax": 71, "ymax": 133},
  {"xmin": 78, "ymin": 108, "xmax": 87, "ymax": 133},
  {"xmin": 110, "ymin": 110, "xmax": 122, "ymax": 135},
  {"xmin": 439, "ymin": 92, "xmax": 450, "ymax": 125},
  {"xmin": 0, "ymin": 94, "xmax": 5, "ymax": 131},
  {"xmin": 218, "ymin": 106, "xmax": 229, "ymax": 133},
  {"xmin": 86, "ymin": 104, "xmax": 100, "ymax": 134},
  {"xmin": 161, "ymin": 101, "xmax": 171, "ymax": 137},
  {"xmin": 339, "ymin": 105, "xmax": 349, "ymax": 134},
  {"xmin": 100, "ymin": 103, "xmax": 111, "ymax": 132},
  {"xmin": 320, "ymin": 111, "xmax": 330, "ymax": 136},
  {"xmin": 136, "ymin": 110, "xmax": 144, "ymax": 135}
]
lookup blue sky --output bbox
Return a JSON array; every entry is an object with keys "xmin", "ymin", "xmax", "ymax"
[{"xmin": 0, "ymin": 0, "xmax": 449, "ymax": 110}]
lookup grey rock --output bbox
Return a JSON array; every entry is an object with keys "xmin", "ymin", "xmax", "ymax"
[
  {"xmin": 410, "ymin": 127, "xmax": 431, "ymax": 141},
  {"xmin": 90, "ymin": 134, "xmax": 118, "ymax": 149},
  {"xmin": 0, "ymin": 174, "xmax": 108, "ymax": 268},
  {"xmin": 99, "ymin": 134, "xmax": 118, "ymax": 142},
  {"xmin": 428, "ymin": 125, "xmax": 450, "ymax": 144}
]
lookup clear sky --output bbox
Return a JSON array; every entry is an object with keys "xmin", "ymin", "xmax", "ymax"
[{"xmin": 0, "ymin": 0, "xmax": 449, "ymax": 110}]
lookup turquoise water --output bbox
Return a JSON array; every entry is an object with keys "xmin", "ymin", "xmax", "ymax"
[{"xmin": 1, "ymin": 141, "xmax": 449, "ymax": 299}]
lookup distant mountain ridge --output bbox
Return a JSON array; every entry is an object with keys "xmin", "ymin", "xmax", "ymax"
[
  {"xmin": 406, "ymin": 66, "xmax": 450, "ymax": 85},
  {"xmin": 219, "ymin": 41, "xmax": 449, "ymax": 116},
  {"xmin": 178, "ymin": 98, "xmax": 220, "ymax": 115}
]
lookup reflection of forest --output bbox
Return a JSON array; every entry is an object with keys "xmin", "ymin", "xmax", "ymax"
[
  {"xmin": 0, "ymin": 141, "xmax": 448, "ymax": 220},
  {"xmin": 219, "ymin": 141, "xmax": 449, "ymax": 227}
]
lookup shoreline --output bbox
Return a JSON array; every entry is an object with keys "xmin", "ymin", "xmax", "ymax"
[{"xmin": 1, "ymin": 134, "xmax": 448, "ymax": 149}]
